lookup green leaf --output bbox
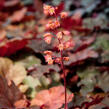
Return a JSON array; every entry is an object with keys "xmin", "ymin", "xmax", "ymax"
[
  {"xmin": 92, "ymin": 36, "xmax": 109, "ymax": 51},
  {"xmin": 23, "ymin": 76, "xmax": 41, "ymax": 89},
  {"xmin": 77, "ymin": 68, "xmax": 99, "ymax": 96},
  {"xmin": 16, "ymin": 55, "xmax": 41, "ymax": 68},
  {"xmin": 23, "ymin": 76, "xmax": 41, "ymax": 98},
  {"xmin": 97, "ymin": 72, "xmax": 109, "ymax": 92}
]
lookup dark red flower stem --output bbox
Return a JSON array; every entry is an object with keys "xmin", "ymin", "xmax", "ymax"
[
  {"xmin": 55, "ymin": 13, "xmax": 67, "ymax": 109},
  {"xmin": 60, "ymin": 50, "xmax": 67, "ymax": 109}
]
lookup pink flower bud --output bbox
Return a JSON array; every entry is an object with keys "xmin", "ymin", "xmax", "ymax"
[
  {"xmin": 56, "ymin": 32, "xmax": 63, "ymax": 39},
  {"xmin": 64, "ymin": 40, "xmax": 75, "ymax": 49},
  {"xmin": 44, "ymin": 36, "xmax": 52, "ymax": 44},
  {"xmin": 63, "ymin": 30, "xmax": 70, "ymax": 36},
  {"xmin": 45, "ymin": 55, "xmax": 53, "ymax": 64},
  {"xmin": 54, "ymin": 20, "xmax": 60, "ymax": 28},
  {"xmin": 46, "ymin": 20, "xmax": 60, "ymax": 30},
  {"xmin": 55, "ymin": 57, "xmax": 61, "ymax": 64},
  {"xmin": 43, "ymin": 33, "xmax": 52, "ymax": 38},
  {"xmin": 63, "ymin": 57, "xmax": 69, "ymax": 61},
  {"xmin": 60, "ymin": 12, "xmax": 68, "ymax": 19},
  {"xmin": 44, "ymin": 51, "xmax": 53, "ymax": 55},
  {"xmin": 58, "ymin": 43, "xmax": 64, "ymax": 51}
]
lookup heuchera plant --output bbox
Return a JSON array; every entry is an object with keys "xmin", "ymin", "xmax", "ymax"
[{"xmin": 43, "ymin": 4, "xmax": 75, "ymax": 109}]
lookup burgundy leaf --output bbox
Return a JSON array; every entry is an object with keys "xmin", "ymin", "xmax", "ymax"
[
  {"xmin": 61, "ymin": 17, "xmax": 82, "ymax": 30},
  {"xmin": 55, "ymin": 2, "xmax": 64, "ymax": 15},
  {"xmin": 0, "ymin": 76, "xmax": 23, "ymax": 108},
  {"xmin": 75, "ymin": 36, "xmax": 96, "ymax": 52},
  {"xmin": 65, "ymin": 49, "xmax": 98, "ymax": 65},
  {"xmin": 0, "ymin": 38, "xmax": 29, "ymax": 56}
]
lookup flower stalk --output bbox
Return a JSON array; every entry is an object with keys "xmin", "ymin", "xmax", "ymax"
[
  {"xmin": 60, "ymin": 50, "xmax": 67, "ymax": 109},
  {"xmin": 43, "ymin": 4, "xmax": 74, "ymax": 109}
]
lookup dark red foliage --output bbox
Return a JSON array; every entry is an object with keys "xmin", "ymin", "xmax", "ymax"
[
  {"xmin": 70, "ymin": 75, "xmax": 79, "ymax": 83},
  {"xmin": 0, "ymin": 39, "xmax": 29, "ymax": 56},
  {"xmin": 55, "ymin": 2, "xmax": 64, "ymax": 16},
  {"xmin": 75, "ymin": 36, "xmax": 96, "ymax": 52},
  {"xmin": 0, "ymin": 0, "xmax": 5, "ymax": 10},
  {"xmin": 61, "ymin": 17, "xmax": 82, "ymax": 30}
]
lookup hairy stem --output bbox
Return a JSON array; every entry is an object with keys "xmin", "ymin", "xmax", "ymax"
[{"xmin": 60, "ymin": 50, "xmax": 67, "ymax": 109}]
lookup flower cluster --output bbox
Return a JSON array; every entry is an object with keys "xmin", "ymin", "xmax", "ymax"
[
  {"xmin": 46, "ymin": 20, "xmax": 60, "ymax": 30},
  {"xmin": 43, "ymin": 4, "xmax": 75, "ymax": 65},
  {"xmin": 43, "ymin": 4, "xmax": 55, "ymax": 15},
  {"xmin": 44, "ymin": 50, "xmax": 70, "ymax": 64},
  {"xmin": 44, "ymin": 50, "xmax": 53, "ymax": 64}
]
